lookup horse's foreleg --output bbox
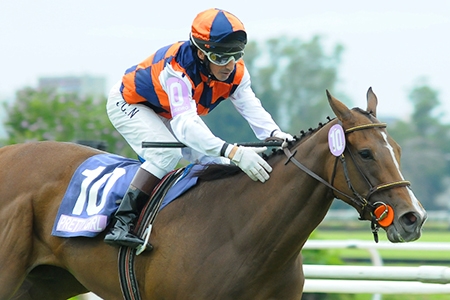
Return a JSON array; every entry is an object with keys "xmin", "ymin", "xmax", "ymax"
[
  {"xmin": 0, "ymin": 194, "xmax": 34, "ymax": 300},
  {"xmin": 12, "ymin": 266, "xmax": 88, "ymax": 300}
]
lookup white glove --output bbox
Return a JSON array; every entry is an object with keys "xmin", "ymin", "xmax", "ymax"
[
  {"xmin": 231, "ymin": 146, "xmax": 272, "ymax": 182},
  {"xmin": 272, "ymin": 130, "xmax": 294, "ymax": 141}
]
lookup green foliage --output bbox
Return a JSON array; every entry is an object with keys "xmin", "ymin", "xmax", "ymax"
[
  {"xmin": 202, "ymin": 100, "xmax": 257, "ymax": 143},
  {"xmin": 388, "ymin": 81, "xmax": 450, "ymax": 210},
  {"xmin": 249, "ymin": 35, "xmax": 346, "ymax": 132},
  {"xmin": 2, "ymin": 87, "xmax": 134, "ymax": 157},
  {"xmin": 204, "ymin": 35, "xmax": 347, "ymax": 143},
  {"xmin": 302, "ymin": 235, "xmax": 344, "ymax": 265}
]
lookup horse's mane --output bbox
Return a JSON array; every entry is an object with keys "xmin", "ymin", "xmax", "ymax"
[
  {"xmin": 195, "ymin": 116, "xmax": 335, "ymax": 181},
  {"xmin": 193, "ymin": 164, "xmax": 241, "ymax": 181}
]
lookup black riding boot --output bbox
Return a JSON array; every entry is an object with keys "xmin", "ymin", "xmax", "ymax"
[{"xmin": 104, "ymin": 168, "xmax": 160, "ymax": 248}]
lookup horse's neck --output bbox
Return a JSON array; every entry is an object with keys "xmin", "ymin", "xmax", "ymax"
[
  {"xmin": 157, "ymin": 130, "xmax": 335, "ymax": 275},
  {"xmin": 260, "ymin": 137, "xmax": 334, "ymax": 252},
  {"xmin": 211, "ymin": 132, "xmax": 336, "ymax": 267}
]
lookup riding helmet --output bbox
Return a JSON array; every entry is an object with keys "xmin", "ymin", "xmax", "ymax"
[{"xmin": 190, "ymin": 8, "xmax": 247, "ymax": 54}]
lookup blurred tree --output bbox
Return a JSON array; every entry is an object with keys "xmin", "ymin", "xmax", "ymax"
[
  {"xmin": 389, "ymin": 81, "xmax": 450, "ymax": 210},
  {"xmin": 254, "ymin": 35, "xmax": 345, "ymax": 132},
  {"xmin": 203, "ymin": 35, "xmax": 347, "ymax": 143},
  {"xmin": 2, "ymin": 87, "xmax": 135, "ymax": 157}
]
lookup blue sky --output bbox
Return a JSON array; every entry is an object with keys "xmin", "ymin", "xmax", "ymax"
[{"xmin": 1, "ymin": 0, "xmax": 449, "ymax": 122}]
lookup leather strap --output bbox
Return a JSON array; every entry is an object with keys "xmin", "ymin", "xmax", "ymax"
[{"xmin": 131, "ymin": 168, "xmax": 160, "ymax": 195}]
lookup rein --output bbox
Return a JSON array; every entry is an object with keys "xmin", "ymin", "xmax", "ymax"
[{"xmin": 281, "ymin": 122, "xmax": 410, "ymax": 242}]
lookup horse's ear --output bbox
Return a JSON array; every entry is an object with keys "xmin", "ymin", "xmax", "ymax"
[
  {"xmin": 366, "ymin": 87, "xmax": 378, "ymax": 117},
  {"xmin": 326, "ymin": 90, "xmax": 352, "ymax": 122}
]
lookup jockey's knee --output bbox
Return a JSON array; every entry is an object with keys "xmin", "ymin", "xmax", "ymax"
[{"xmin": 141, "ymin": 149, "xmax": 183, "ymax": 179}]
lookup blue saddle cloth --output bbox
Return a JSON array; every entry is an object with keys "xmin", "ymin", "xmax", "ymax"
[{"xmin": 51, "ymin": 154, "xmax": 199, "ymax": 238}]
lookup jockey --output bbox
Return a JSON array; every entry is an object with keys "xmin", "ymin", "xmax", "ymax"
[{"xmin": 105, "ymin": 8, "xmax": 294, "ymax": 248}]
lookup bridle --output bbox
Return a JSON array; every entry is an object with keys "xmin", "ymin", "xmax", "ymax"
[{"xmin": 281, "ymin": 121, "xmax": 410, "ymax": 242}]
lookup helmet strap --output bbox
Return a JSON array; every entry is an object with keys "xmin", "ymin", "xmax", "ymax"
[
  {"xmin": 201, "ymin": 56, "xmax": 218, "ymax": 83},
  {"xmin": 193, "ymin": 46, "xmax": 218, "ymax": 82}
]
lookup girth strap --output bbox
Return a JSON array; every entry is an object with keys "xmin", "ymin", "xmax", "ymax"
[
  {"xmin": 118, "ymin": 168, "xmax": 185, "ymax": 300},
  {"xmin": 118, "ymin": 247, "xmax": 140, "ymax": 300}
]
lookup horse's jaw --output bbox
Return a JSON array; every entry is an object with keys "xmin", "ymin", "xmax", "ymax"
[{"xmin": 385, "ymin": 226, "xmax": 420, "ymax": 243}]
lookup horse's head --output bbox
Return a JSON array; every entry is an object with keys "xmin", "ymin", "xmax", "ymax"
[{"xmin": 326, "ymin": 88, "xmax": 427, "ymax": 243}]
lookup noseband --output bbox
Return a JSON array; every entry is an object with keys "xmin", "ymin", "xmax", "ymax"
[{"xmin": 282, "ymin": 122, "xmax": 410, "ymax": 242}]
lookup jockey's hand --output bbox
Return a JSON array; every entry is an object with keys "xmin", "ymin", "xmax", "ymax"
[
  {"xmin": 272, "ymin": 130, "xmax": 295, "ymax": 142},
  {"xmin": 230, "ymin": 146, "xmax": 272, "ymax": 182}
]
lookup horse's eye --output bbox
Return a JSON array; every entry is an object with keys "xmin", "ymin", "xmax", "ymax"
[{"xmin": 359, "ymin": 149, "xmax": 373, "ymax": 160}]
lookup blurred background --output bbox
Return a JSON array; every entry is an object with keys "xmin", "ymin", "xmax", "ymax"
[{"xmin": 2, "ymin": 1, "xmax": 449, "ymax": 299}]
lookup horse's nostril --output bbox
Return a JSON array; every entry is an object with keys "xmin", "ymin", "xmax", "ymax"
[{"xmin": 402, "ymin": 212, "xmax": 417, "ymax": 226}]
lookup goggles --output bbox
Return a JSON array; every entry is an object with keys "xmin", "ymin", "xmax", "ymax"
[
  {"xmin": 191, "ymin": 36, "xmax": 244, "ymax": 66},
  {"xmin": 203, "ymin": 50, "xmax": 244, "ymax": 66}
]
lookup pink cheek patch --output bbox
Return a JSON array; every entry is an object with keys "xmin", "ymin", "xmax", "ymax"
[
  {"xmin": 328, "ymin": 124, "xmax": 346, "ymax": 156},
  {"xmin": 167, "ymin": 77, "xmax": 192, "ymax": 117}
]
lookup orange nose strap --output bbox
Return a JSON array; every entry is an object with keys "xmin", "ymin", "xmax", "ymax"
[{"xmin": 374, "ymin": 204, "xmax": 394, "ymax": 227}]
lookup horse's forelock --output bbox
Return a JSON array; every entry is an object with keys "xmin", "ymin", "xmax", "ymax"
[{"xmin": 352, "ymin": 107, "xmax": 377, "ymax": 122}]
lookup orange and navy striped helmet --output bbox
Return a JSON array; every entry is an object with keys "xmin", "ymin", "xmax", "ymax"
[{"xmin": 190, "ymin": 8, "xmax": 247, "ymax": 54}]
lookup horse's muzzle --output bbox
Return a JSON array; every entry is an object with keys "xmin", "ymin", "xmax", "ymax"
[{"xmin": 387, "ymin": 210, "xmax": 428, "ymax": 243}]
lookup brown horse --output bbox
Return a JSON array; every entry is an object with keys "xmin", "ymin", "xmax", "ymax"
[{"xmin": 1, "ymin": 89, "xmax": 427, "ymax": 300}]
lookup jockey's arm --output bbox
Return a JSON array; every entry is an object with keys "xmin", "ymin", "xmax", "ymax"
[
  {"xmin": 162, "ymin": 66, "xmax": 275, "ymax": 182},
  {"xmin": 229, "ymin": 67, "xmax": 281, "ymax": 140},
  {"xmin": 171, "ymin": 109, "xmax": 232, "ymax": 158}
]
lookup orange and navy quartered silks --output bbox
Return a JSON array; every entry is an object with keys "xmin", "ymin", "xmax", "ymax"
[{"xmin": 120, "ymin": 41, "xmax": 245, "ymax": 119}]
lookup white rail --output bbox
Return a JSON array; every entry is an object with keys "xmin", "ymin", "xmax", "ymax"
[
  {"xmin": 303, "ymin": 239, "xmax": 450, "ymax": 266},
  {"xmin": 303, "ymin": 265, "xmax": 450, "ymax": 284},
  {"xmin": 304, "ymin": 279, "xmax": 450, "ymax": 294},
  {"xmin": 302, "ymin": 240, "xmax": 450, "ymax": 297}
]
